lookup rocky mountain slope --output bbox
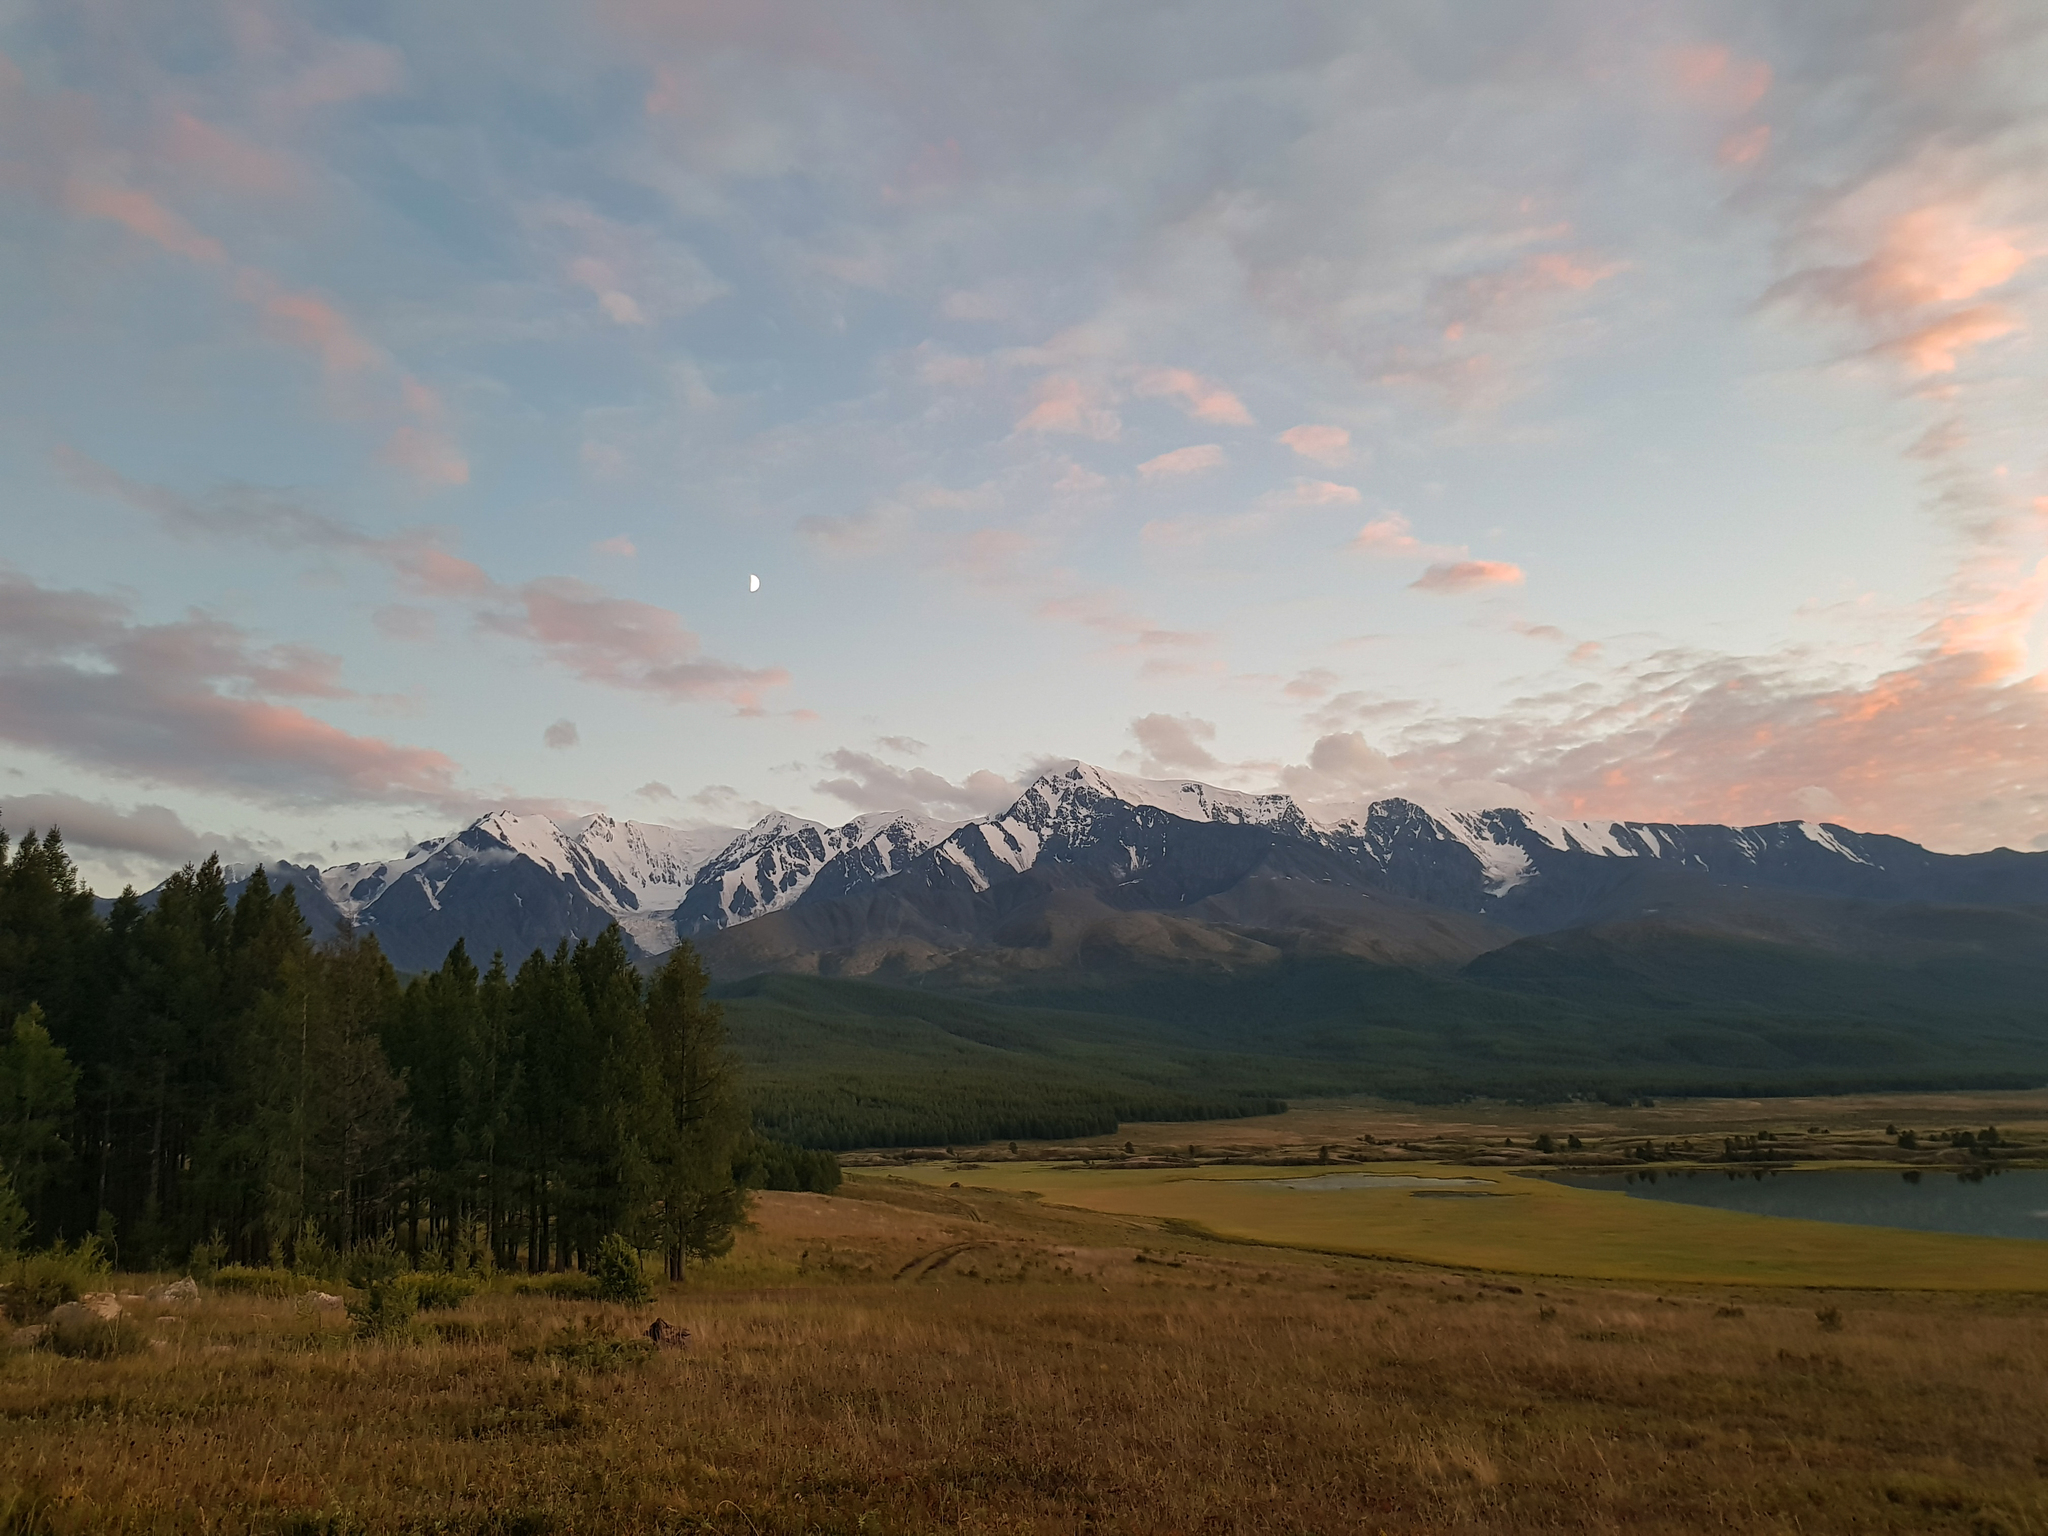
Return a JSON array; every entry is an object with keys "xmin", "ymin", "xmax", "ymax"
[{"xmin": 148, "ymin": 762, "xmax": 2048, "ymax": 979}]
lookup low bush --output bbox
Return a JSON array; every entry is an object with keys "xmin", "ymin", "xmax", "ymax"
[
  {"xmin": 347, "ymin": 1281, "xmax": 420, "ymax": 1340},
  {"xmin": 592, "ymin": 1234, "xmax": 652, "ymax": 1304},
  {"xmin": 397, "ymin": 1273, "xmax": 477, "ymax": 1312},
  {"xmin": 342, "ymin": 1234, "xmax": 408, "ymax": 1290},
  {"xmin": 187, "ymin": 1230, "xmax": 229, "ymax": 1281},
  {"xmin": 4, "ymin": 1239, "xmax": 113, "ymax": 1323}
]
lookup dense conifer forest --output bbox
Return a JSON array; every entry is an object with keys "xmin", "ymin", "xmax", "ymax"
[{"xmin": 0, "ymin": 825, "xmax": 821, "ymax": 1275}]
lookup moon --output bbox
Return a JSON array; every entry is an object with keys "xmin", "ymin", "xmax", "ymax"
[{"xmin": 749, "ymin": 573, "xmax": 760, "ymax": 592}]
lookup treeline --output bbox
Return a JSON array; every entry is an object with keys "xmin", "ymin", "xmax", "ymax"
[
  {"xmin": 0, "ymin": 827, "xmax": 825, "ymax": 1275},
  {"xmin": 748, "ymin": 1083, "xmax": 1287, "ymax": 1152}
]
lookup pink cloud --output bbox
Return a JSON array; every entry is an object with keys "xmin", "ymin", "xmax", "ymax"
[
  {"xmin": 1854, "ymin": 206, "xmax": 2030, "ymax": 313},
  {"xmin": 1274, "ymin": 479, "xmax": 1361, "ymax": 507},
  {"xmin": 0, "ymin": 569, "xmax": 462, "ymax": 809},
  {"xmin": 1881, "ymin": 304, "xmax": 2021, "ymax": 375},
  {"xmin": 1349, "ymin": 513, "xmax": 1446, "ymax": 559},
  {"xmin": 1278, "ymin": 424, "xmax": 1351, "ymax": 466},
  {"xmin": 42, "ymin": 87, "xmax": 465, "ymax": 489},
  {"xmin": 593, "ymin": 535, "xmax": 638, "ymax": 558},
  {"xmin": 1718, "ymin": 124, "xmax": 1771, "ymax": 167},
  {"xmin": 64, "ymin": 454, "xmax": 779, "ymax": 707},
  {"xmin": 1138, "ymin": 444, "xmax": 1225, "ymax": 479},
  {"xmin": 1438, "ymin": 251, "xmax": 1625, "ymax": 339},
  {"xmin": 62, "ymin": 180, "xmax": 225, "ymax": 264},
  {"xmin": 1134, "ymin": 368, "xmax": 1253, "ymax": 426},
  {"xmin": 1330, "ymin": 523, "xmax": 2048, "ymax": 852},
  {"xmin": 487, "ymin": 577, "xmax": 791, "ymax": 712},
  {"xmin": 162, "ymin": 113, "xmax": 301, "ymax": 195},
  {"xmin": 389, "ymin": 543, "xmax": 492, "ymax": 599},
  {"xmin": 1776, "ymin": 204, "xmax": 2035, "ymax": 367},
  {"xmin": 234, "ymin": 272, "xmax": 380, "ymax": 376},
  {"xmin": 1016, "ymin": 376, "xmax": 1121, "ymax": 440},
  {"xmin": 1666, "ymin": 44, "xmax": 1772, "ymax": 112},
  {"xmin": 1410, "ymin": 560, "xmax": 1525, "ymax": 594}
]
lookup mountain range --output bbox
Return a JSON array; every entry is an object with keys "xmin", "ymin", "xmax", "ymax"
[
  {"xmin": 189, "ymin": 760, "xmax": 2046, "ymax": 980},
  {"xmin": 147, "ymin": 762, "xmax": 2048, "ymax": 1140}
]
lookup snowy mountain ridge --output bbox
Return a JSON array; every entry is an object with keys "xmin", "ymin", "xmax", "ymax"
[{"xmin": 235, "ymin": 761, "xmax": 2048, "ymax": 975}]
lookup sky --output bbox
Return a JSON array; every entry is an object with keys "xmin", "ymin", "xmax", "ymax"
[{"xmin": 3, "ymin": 0, "xmax": 2048, "ymax": 892}]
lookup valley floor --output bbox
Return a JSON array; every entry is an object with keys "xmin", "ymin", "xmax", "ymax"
[{"xmin": 5, "ymin": 1167, "xmax": 2047, "ymax": 1534}]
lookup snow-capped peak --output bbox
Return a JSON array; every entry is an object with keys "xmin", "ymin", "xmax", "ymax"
[{"xmin": 1041, "ymin": 763, "xmax": 1304, "ymax": 828}]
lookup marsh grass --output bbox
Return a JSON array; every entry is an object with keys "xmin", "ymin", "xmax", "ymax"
[{"xmin": 0, "ymin": 1181, "xmax": 2044, "ymax": 1534}]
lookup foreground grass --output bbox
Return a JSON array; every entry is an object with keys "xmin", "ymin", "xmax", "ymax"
[
  {"xmin": 4, "ymin": 1181, "xmax": 2047, "ymax": 1534},
  {"xmin": 886, "ymin": 1160, "xmax": 2048, "ymax": 1289}
]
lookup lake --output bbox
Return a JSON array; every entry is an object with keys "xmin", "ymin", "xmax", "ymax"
[{"xmin": 1548, "ymin": 1166, "xmax": 2048, "ymax": 1242}]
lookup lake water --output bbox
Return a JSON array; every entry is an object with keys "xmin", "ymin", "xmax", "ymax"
[{"xmin": 1548, "ymin": 1167, "xmax": 2048, "ymax": 1242}]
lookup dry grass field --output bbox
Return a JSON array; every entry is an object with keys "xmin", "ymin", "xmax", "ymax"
[
  {"xmin": 883, "ymin": 1160, "xmax": 2048, "ymax": 1289},
  {"xmin": 5, "ymin": 1173, "xmax": 2048, "ymax": 1535}
]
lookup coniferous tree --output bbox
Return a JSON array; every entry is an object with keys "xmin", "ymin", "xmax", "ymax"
[
  {"xmin": 644, "ymin": 942, "xmax": 747, "ymax": 1279},
  {"xmin": 0, "ymin": 1004, "xmax": 78, "ymax": 1230}
]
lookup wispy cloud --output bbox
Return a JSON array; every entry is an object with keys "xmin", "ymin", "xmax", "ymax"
[
  {"xmin": 1410, "ymin": 560, "xmax": 1525, "ymax": 595},
  {"xmin": 65, "ymin": 452, "xmax": 789, "ymax": 713},
  {"xmin": 811, "ymin": 749, "xmax": 1017, "ymax": 819},
  {"xmin": 1278, "ymin": 424, "xmax": 1352, "ymax": 466},
  {"xmin": 1137, "ymin": 444, "xmax": 1226, "ymax": 479},
  {"xmin": 0, "ymin": 569, "xmax": 462, "ymax": 810},
  {"xmin": 1132, "ymin": 367, "xmax": 1252, "ymax": 426}
]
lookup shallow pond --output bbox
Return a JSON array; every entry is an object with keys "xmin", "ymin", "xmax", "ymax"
[{"xmin": 1548, "ymin": 1166, "xmax": 2048, "ymax": 1242}]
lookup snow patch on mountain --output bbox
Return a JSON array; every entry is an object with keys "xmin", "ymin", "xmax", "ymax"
[
  {"xmin": 672, "ymin": 809, "xmax": 960, "ymax": 934},
  {"xmin": 1798, "ymin": 821, "xmax": 1875, "ymax": 865}
]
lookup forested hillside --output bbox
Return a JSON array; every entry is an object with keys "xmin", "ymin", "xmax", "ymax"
[
  {"xmin": 718, "ymin": 942, "xmax": 2048, "ymax": 1149},
  {"xmin": 0, "ymin": 827, "xmax": 774, "ymax": 1274}
]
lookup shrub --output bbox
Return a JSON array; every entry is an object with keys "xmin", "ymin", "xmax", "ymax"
[
  {"xmin": 289, "ymin": 1220, "xmax": 341, "ymax": 1281},
  {"xmin": 213, "ymin": 1266, "xmax": 313, "ymax": 1298},
  {"xmin": 4, "ymin": 1239, "xmax": 113, "ymax": 1323},
  {"xmin": 1816, "ymin": 1305, "xmax": 1844, "ymax": 1333},
  {"xmin": 0, "ymin": 1166, "xmax": 28, "ymax": 1257},
  {"xmin": 347, "ymin": 1280, "xmax": 420, "ymax": 1340},
  {"xmin": 187, "ymin": 1230, "xmax": 229, "ymax": 1280},
  {"xmin": 398, "ymin": 1273, "xmax": 477, "ymax": 1312},
  {"xmin": 342, "ymin": 1234, "xmax": 407, "ymax": 1290},
  {"xmin": 592, "ymin": 1234, "xmax": 652, "ymax": 1303}
]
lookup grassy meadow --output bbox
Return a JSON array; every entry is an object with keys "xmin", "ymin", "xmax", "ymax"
[
  {"xmin": 886, "ymin": 1159, "xmax": 2048, "ymax": 1289},
  {"xmin": 6, "ymin": 1166, "xmax": 2048, "ymax": 1534}
]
